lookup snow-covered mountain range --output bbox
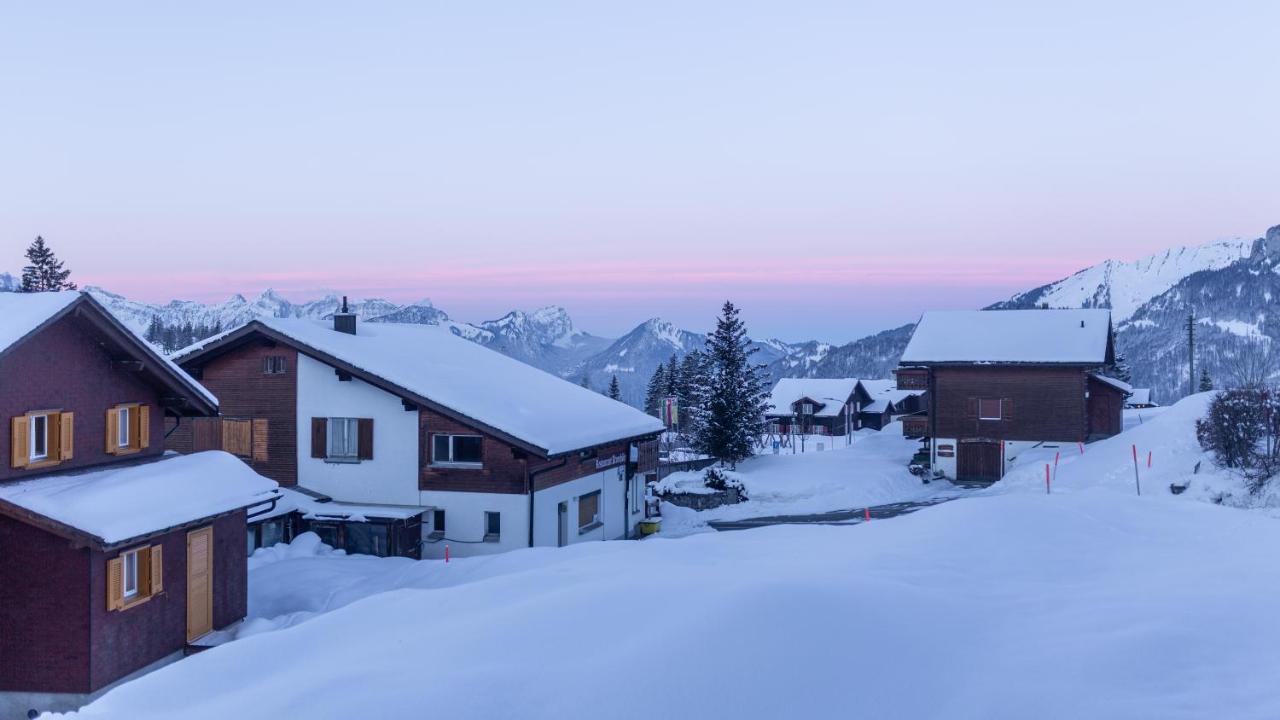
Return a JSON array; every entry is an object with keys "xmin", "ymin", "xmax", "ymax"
[{"xmin": 5, "ymin": 223, "xmax": 1275, "ymax": 408}]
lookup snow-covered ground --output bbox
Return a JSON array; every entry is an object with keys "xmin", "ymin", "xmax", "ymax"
[
  {"xmin": 656, "ymin": 425, "xmax": 954, "ymax": 535},
  {"xmin": 52, "ymin": 394, "xmax": 1280, "ymax": 719}
]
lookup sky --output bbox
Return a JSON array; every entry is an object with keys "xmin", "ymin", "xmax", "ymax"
[{"xmin": 1, "ymin": 2, "xmax": 1278, "ymax": 342}]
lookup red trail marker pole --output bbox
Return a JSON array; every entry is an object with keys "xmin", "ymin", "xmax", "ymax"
[
  {"xmin": 1131, "ymin": 444, "xmax": 1142, "ymax": 496},
  {"xmin": 1045, "ymin": 464, "xmax": 1051, "ymax": 494},
  {"xmin": 445, "ymin": 544, "xmax": 450, "ymax": 563},
  {"xmin": 1078, "ymin": 442, "xmax": 1085, "ymax": 455},
  {"xmin": 864, "ymin": 507, "xmax": 871, "ymax": 522},
  {"xmin": 1148, "ymin": 450, "xmax": 1153, "ymax": 469},
  {"xmin": 1053, "ymin": 451, "xmax": 1060, "ymax": 483}
]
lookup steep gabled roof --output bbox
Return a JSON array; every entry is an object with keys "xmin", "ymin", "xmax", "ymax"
[
  {"xmin": 175, "ymin": 318, "xmax": 665, "ymax": 457},
  {"xmin": 766, "ymin": 378, "xmax": 861, "ymax": 417},
  {"xmin": 0, "ymin": 291, "xmax": 217, "ymax": 414},
  {"xmin": 900, "ymin": 309, "xmax": 1113, "ymax": 366}
]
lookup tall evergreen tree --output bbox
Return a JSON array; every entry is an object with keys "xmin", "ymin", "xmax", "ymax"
[
  {"xmin": 692, "ymin": 301, "xmax": 770, "ymax": 467},
  {"xmin": 1105, "ymin": 328, "xmax": 1132, "ymax": 382},
  {"xmin": 664, "ymin": 354, "xmax": 679, "ymax": 397},
  {"xmin": 643, "ymin": 364, "xmax": 667, "ymax": 417},
  {"xmin": 145, "ymin": 315, "xmax": 165, "ymax": 347},
  {"xmin": 608, "ymin": 374, "xmax": 621, "ymax": 401},
  {"xmin": 20, "ymin": 236, "xmax": 77, "ymax": 292},
  {"xmin": 676, "ymin": 351, "xmax": 704, "ymax": 431},
  {"xmin": 1199, "ymin": 367, "xmax": 1214, "ymax": 392}
]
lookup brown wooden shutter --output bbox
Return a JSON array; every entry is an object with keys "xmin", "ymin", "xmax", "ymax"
[
  {"xmin": 252, "ymin": 419, "xmax": 270, "ymax": 462},
  {"xmin": 46, "ymin": 412, "xmax": 61, "ymax": 463},
  {"xmin": 105, "ymin": 408, "xmax": 119, "ymax": 455},
  {"xmin": 223, "ymin": 419, "xmax": 252, "ymax": 457},
  {"xmin": 10, "ymin": 416, "xmax": 28, "ymax": 469},
  {"xmin": 59, "ymin": 412, "xmax": 74, "ymax": 460},
  {"xmin": 107, "ymin": 556, "xmax": 124, "ymax": 611},
  {"xmin": 138, "ymin": 404, "xmax": 151, "ymax": 449},
  {"xmin": 311, "ymin": 418, "xmax": 328, "ymax": 458},
  {"xmin": 138, "ymin": 548, "xmax": 152, "ymax": 597},
  {"xmin": 357, "ymin": 418, "xmax": 374, "ymax": 460},
  {"xmin": 150, "ymin": 544, "xmax": 164, "ymax": 594}
]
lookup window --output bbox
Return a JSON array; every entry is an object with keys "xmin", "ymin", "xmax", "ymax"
[
  {"xmin": 630, "ymin": 475, "xmax": 642, "ymax": 514},
  {"xmin": 483, "ymin": 511, "xmax": 501, "ymax": 541},
  {"xmin": 107, "ymin": 544, "xmax": 162, "ymax": 612},
  {"xmin": 432, "ymin": 434, "xmax": 483, "ymax": 466},
  {"xmin": 578, "ymin": 491, "xmax": 601, "ymax": 532},
  {"xmin": 800, "ymin": 402, "xmax": 814, "ymax": 415},
  {"xmin": 432, "ymin": 509, "xmax": 446, "ymax": 534},
  {"xmin": 979, "ymin": 398, "xmax": 1003, "ymax": 421},
  {"xmin": 122, "ymin": 548, "xmax": 140, "ymax": 599},
  {"xmin": 327, "ymin": 417, "xmax": 359, "ymax": 459},
  {"xmin": 117, "ymin": 406, "xmax": 131, "ymax": 448},
  {"xmin": 29, "ymin": 414, "xmax": 48, "ymax": 460},
  {"xmin": 262, "ymin": 355, "xmax": 287, "ymax": 374}
]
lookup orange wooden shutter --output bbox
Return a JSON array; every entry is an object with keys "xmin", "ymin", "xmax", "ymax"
[
  {"xmin": 10, "ymin": 416, "xmax": 28, "ymax": 468},
  {"xmin": 107, "ymin": 556, "xmax": 124, "ymax": 611},
  {"xmin": 59, "ymin": 412, "xmax": 74, "ymax": 460},
  {"xmin": 138, "ymin": 405, "xmax": 151, "ymax": 449},
  {"xmin": 105, "ymin": 408, "xmax": 119, "ymax": 455},
  {"xmin": 252, "ymin": 418, "xmax": 270, "ymax": 462},
  {"xmin": 150, "ymin": 544, "xmax": 164, "ymax": 594}
]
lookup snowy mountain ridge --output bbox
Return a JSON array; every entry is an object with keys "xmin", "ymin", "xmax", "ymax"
[{"xmin": 989, "ymin": 238, "xmax": 1253, "ymax": 321}]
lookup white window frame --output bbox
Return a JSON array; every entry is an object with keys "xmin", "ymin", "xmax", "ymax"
[
  {"xmin": 979, "ymin": 398, "xmax": 1003, "ymax": 421},
  {"xmin": 431, "ymin": 434, "xmax": 483, "ymax": 468},
  {"xmin": 483, "ymin": 511, "xmax": 501, "ymax": 542},
  {"xmin": 800, "ymin": 402, "xmax": 814, "ymax": 415},
  {"xmin": 117, "ymin": 406, "xmax": 131, "ymax": 449},
  {"xmin": 327, "ymin": 417, "xmax": 359, "ymax": 460},
  {"xmin": 28, "ymin": 413, "xmax": 50, "ymax": 461},
  {"xmin": 122, "ymin": 548, "xmax": 140, "ymax": 599}
]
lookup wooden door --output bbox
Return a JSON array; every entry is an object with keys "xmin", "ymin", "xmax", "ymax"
[
  {"xmin": 957, "ymin": 441, "xmax": 1002, "ymax": 483},
  {"xmin": 186, "ymin": 526, "xmax": 214, "ymax": 642}
]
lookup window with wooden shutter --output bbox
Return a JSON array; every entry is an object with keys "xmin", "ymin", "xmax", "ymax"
[
  {"xmin": 978, "ymin": 398, "xmax": 1003, "ymax": 421},
  {"xmin": 107, "ymin": 556, "xmax": 124, "ymax": 611},
  {"xmin": 138, "ymin": 404, "xmax": 150, "ymax": 449},
  {"xmin": 59, "ymin": 412, "xmax": 74, "ymax": 460},
  {"xmin": 357, "ymin": 418, "xmax": 374, "ymax": 460},
  {"xmin": 311, "ymin": 418, "xmax": 328, "ymax": 458},
  {"xmin": 10, "ymin": 415, "xmax": 28, "ymax": 469},
  {"xmin": 222, "ymin": 419, "xmax": 253, "ymax": 457},
  {"xmin": 252, "ymin": 419, "xmax": 270, "ymax": 462},
  {"xmin": 150, "ymin": 544, "xmax": 164, "ymax": 594},
  {"xmin": 106, "ymin": 407, "xmax": 120, "ymax": 454}
]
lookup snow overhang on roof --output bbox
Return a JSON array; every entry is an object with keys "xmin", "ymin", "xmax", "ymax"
[
  {"xmin": 765, "ymin": 378, "xmax": 861, "ymax": 417},
  {"xmin": 900, "ymin": 309, "xmax": 1113, "ymax": 365},
  {"xmin": 175, "ymin": 317, "xmax": 665, "ymax": 457},
  {"xmin": 0, "ymin": 452, "xmax": 278, "ymax": 548}
]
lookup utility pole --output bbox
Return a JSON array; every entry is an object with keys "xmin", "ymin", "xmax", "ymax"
[{"xmin": 1186, "ymin": 311, "xmax": 1196, "ymax": 397}]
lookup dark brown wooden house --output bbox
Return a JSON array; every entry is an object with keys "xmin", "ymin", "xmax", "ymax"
[
  {"xmin": 898, "ymin": 309, "xmax": 1128, "ymax": 484},
  {"xmin": 0, "ymin": 291, "xmax": 276, "ymax": 716}
]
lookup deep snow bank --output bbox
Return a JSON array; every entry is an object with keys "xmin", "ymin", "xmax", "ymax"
[{"xmin": 55, "ymin": 489, "xmax": 1280, "ymax": 720}]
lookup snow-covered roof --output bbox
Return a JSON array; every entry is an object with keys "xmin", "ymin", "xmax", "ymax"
[
  {"xmin": 1126, "ymin": 388, "xmax": 1154, "ymax": 406},
  {"xmin": 179, "ymin": 318, "xmax": 665, "ymax": 456},
  {"xmin": 0, "ymin": 289, "xmax": 80, "ymax": 354},
  {"xmin": 267, "ymin": 487, "xmax": 429, "ymax": 523},
  {"xmin": 858, "ymin": 379, "xmax": 896, "ymax": 396},
  {"xmin": 0, "ymin": 290, "xmax": 218, "ymax": 408},
  {"xmin": 1089, "ymin": 374, "xmax": 1133, "ymax": 395},
  {"xmin": 900, "ymin": 309, "xmax": 1112, "ymax": 365},
  {"xmin": 766, "ymin": 378, "xmax": 860, "ymax": 417},
  {"xmin": 0, "ymin": 451, "xmax": 277, "ymax": 546}
]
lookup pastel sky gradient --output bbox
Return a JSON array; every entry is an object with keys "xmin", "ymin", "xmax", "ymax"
[{"xmin": 2, "ymin": 2, "xmax": 1278, "ymax": 341}]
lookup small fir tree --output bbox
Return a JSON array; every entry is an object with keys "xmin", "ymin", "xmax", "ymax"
[
  {"xmin": 608, "ymin": 374, "xmax": 621, "ymax": 401},
  {"xmin": 644, "ymin": 364, "xmax": 667, "ymax": 417},
  {"xmin": 692, "ymin": 301, "xmax": 770, "ymax": 468},
  {"xmin": 20, "ymin": 236, "xmax": 77, "ymax": 292},
  {"xmin": 1198, "ymin": 367, "xmax": 1214, "ymax": 392}
]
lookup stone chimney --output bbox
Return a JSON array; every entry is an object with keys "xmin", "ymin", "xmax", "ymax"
[{"xmin": 333, "ymin": 296, "xmax": 357, "ymax": 335}]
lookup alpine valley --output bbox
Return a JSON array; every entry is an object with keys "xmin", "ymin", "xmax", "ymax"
[{"xmin": 8, "ymin": 223, "xmax": 1277, "ymax": 408}]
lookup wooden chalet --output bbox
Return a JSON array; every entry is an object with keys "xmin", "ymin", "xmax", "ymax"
[
  {"xmin": 0, "ymin": 292, "xmax": 276, "ymax": 717},
  {"xmin": 764, "ymin": 378, "xmax": 868, "ymax": 437},
  {"xmin": 167, "ymin": 303, "xmax": 664, "ymax": 560},
  {"xmin": 898, "ymin": 309, "xmax": 1128, "ymax": 484}
]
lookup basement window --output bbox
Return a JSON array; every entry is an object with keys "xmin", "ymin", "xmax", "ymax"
[{"xmin": 483, "ymin": 511, "xmax": 501, "ymax": 542}]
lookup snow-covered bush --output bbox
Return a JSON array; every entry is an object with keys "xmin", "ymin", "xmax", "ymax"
[
  {"xmin": 1196, "ymin": 388, "xmax": 1280, "ymax": 493},
  {"xmin": 703, "ymin": 467, "xmax": 747, "ymax": 498}
]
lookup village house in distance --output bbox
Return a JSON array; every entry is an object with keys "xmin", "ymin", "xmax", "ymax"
[
  {"xmin": 0, "ymin": 291, "xmax": 277, "ymax": 716},
  {"xmin": 897, "ymin": 309, "xmax": 1128, "ymax": 484},
  {"xmin": 168, "ymin": 301, "xmax": 664, "ymax": 560}
]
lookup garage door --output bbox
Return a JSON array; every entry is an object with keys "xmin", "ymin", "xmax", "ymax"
[{"xmin": 957, "ymin": 441, "xmax": 1002, "ymax": 484}]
